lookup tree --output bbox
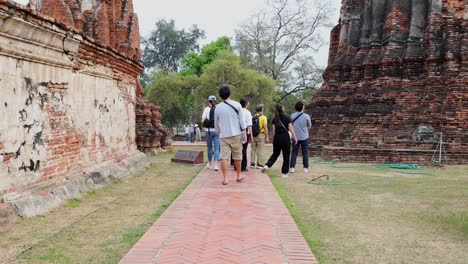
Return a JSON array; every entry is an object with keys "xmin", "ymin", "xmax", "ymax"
[
  {"xmin": 142, "ymin": 19, "xmax": 205, "ymax": 72},
  {"xmin": 277, "ymin": 57, "xmax": 324, "ymax": 102},
  {"xmin": 180, "ymin": 36, "xmax": 232, "ymax": 76},
  {"xmin": 235, "ymin": 0, "xmax": 332, "ymax": 101},
  {"xmin": 145, "ymin": 72, "xmax": 200, "ymax": 130},
  {"xmin": 195, "ymin": 50, "xmax": 277, "ymax": 113}
]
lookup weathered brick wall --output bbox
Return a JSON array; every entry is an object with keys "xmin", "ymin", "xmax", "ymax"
[
  {"xmin": 308, "ymin": 0, "xmax": 467, "ymax": 165},
  {"xmin": 29, "ymin": 0, "xmax": 168, "ymax": 152},
  {"xmin": 29, "ymin": 0, "xmax": 141, "ymax": 59},
  {"xmin": 0, "ymin": 0, "xmax": 165, "ymax": 222}
]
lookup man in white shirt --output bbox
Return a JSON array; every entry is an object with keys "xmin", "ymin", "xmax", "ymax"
[
  {"xmin": 240, "ymin": 98, "xmax": 253, "ymax": 172},
  {"xmin": 201, "ymin": 95, "xmax": 220, "ymax": 170},
  {"xmin": 215, "ymin": 86, "xmax": 247, "ymax": 185},
  {"xmin": 184, "ymin": 124, "xmax": 189, "ymax": 143}
]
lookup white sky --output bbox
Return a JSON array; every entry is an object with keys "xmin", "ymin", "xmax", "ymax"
[
  {"xmin": 14, "ymin": 0, "xmax": 342, "ymax": 66},
  {"xmin": 133, "ymin": 0, "xmax": 342, "ymax": 67}
]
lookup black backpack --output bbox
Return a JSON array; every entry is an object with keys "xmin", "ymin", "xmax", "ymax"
[
  {"xmin": 252, "ymin": 114, "xmax": 262, "ymax": 137},
  {"xmin": 203, "ymin": 106, "xmax": 215, "ymax": 128}
]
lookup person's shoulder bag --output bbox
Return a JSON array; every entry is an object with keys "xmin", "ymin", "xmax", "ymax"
[
  {"xmin": 278, "ymin": 116, "xmax": 293, "ymax": 143},
  {"xmin": 292, "ymin": 112, "xmax": 304, "ymax": 124}
]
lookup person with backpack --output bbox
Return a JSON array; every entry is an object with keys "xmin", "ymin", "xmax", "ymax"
[
  {"xmin": 251, "ymin": 104, "xmax": 269, "ymax": 169},
  {"xmin": 240, "ymin": 98, "xmax": 253, "ymax": 172},
  {"xmin": 261, "ymin": 103, "xmax": 298, "ymax": 178},
  {"xmin": 290, "ymin": 101, "xmax": 312, "ymax": 173},
  {"xmin": 214, "ymin": 86, "xmax": 247, "ymax": 185},
  {"xmin": 201, "ymin": 95, "xmax": 220, "ymax": 170}
]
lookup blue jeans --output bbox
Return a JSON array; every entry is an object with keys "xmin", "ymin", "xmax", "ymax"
[
  {"xmin": 290, "ymin": 139, "xmax": 309, "ymax": 169},
  {"xmin": 205, "ymin": 130, "xmax": 220, "ymax": 162},
  {"xmin": 184, "ymin": 133, "xmax": 189, "ymax": 142}
]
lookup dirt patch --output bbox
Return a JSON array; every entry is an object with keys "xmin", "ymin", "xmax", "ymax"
[{"xmin": 0, "ymin": 146, "xmax": 205, "ymax": 264}]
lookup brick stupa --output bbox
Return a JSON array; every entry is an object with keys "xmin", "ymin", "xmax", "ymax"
[{"xmin": 308, "ymin": 0, "xmax": 466, "ymax": 164}]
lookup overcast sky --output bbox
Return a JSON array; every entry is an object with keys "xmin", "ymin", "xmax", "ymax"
[
  {"xmin": 133, "ymin": 0, "xmax": 342, "ymax": 67},
  {"xmin": 14, "ymin": 0, "xmax": 342, "ymax": 66}
]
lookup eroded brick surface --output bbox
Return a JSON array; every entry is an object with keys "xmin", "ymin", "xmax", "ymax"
[
  {"xmin": 0, "ymin": 0, "xmax": 166, "ymax": 220},
  {"xmin": 30, "ymin": 0, "xmax": 141, "ymax": 59},
  {"xmin": 308, "ymin": 0, "xmax": 467, "ymax": 164}
]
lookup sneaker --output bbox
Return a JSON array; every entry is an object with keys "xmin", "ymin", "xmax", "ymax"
[
  {"xmin": 250, "ymin": 163, "xmax": 256, "ymax": 169},
  {"xmin": 304, "ymin": 168, "xmax": 309, "ymax": 173},
  {"xmin": 206, "ymin": 163, "xmax": 213, "ymax": 170},
  {"xmin": 281, "ymin": 174, "xmax": 289, "ymax": 178},
  {"xmin": 214, "ymin": 165, "xmax": 219, "ymax": 171},
  {"xmin": 256, "ymin": 164, "xmax": 264, "ymax": 169},
  {"xmin": 290, "ymin": 168, "xmax": 295, "ymax": 173},
  {"xmin": 261, "ymin": 165, "xmax": 268, "ymax": 173}
]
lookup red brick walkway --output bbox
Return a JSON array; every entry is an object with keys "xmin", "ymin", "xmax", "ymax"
[{"xmin": 120, "ymin": 166, "xmax": 317, "ymax": 264}]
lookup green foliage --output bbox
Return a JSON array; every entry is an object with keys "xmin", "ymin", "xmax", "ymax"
[
  {"xmin": 143, "ymin": 26, "xmax": 276, "ymax": 126},
  {"xmin": 37, "ymin": 248, "xmax": 72, "ymax": 263},
  {"xmin": 64, "ymin": 198, "xmax": 81, "ymax": 208},
  {"xmin": 121, "ymin": 224, "xmax": 148, "ymax": 245},
  {"xmin": 195, "ymin": 50, "xmax": 276, "ymax": 112},
  {"xmin": 145, "ymin": 71, "xmax": 200, "ymax": 127},
  {"xmin": 142, "ymin": 19, "xmax": 205, "ymax": 72},
  {"xmin": 180, "ymin": 36, "xmax": 232, "ymax": 76},
  {"xmin": 85, "ymin": 190, "xmax": 97, "ymax": 198},
  {"xmin": 277, "ymin": 78, "xmax": 320, "ymax": 116}
]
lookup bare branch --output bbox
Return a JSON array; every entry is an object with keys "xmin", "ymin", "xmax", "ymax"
[{"xmin": 235, "ymin": 0, "xmax": 332, "ymax": 95}]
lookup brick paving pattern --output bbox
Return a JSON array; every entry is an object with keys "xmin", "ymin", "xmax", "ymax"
[{"xmin": 120, "ymin": 166, "xmax": 317, "ymax": 264}]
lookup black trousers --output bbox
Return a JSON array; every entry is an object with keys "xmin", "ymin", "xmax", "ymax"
[
  {"xmin": 233, "ymin": 137, "xmax": 250, "ymax": 171},
  {"xmin": 241, "ymin": 140, "xmax": 249, "ymax": 171},
  {"xmin": 265, "ymin": 133, "xmax": 291, "ymax": 174}
]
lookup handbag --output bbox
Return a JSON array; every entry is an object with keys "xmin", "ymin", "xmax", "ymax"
[{"xmin": 278, "ymin": 117, "xmax": 293, "ymax": 144}]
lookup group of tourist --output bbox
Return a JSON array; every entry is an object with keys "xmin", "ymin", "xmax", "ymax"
[
  {"xmin": 184, "ymin": 123, "xmax": 201, "ymax": 143},
  {"xmin": 202, "ymin": 85, "xmax": 312, "ymax": 185}
]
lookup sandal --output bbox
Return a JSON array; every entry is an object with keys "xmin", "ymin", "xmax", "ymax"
[{"xmin": 236, "ymin": 175, "xmax": 246, "ymax": 182}]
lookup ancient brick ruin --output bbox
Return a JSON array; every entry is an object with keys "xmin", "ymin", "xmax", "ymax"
[
  {"xmin": 0, "ymin": 0, "xmax": 166, "ymax": 224},
  {"xmin": 28, "ymin": 0, "xmax": 169, "ymax": 152},
  {"xmin": 308, "ymin": 0, "xmax": 467, "ymax": 164}
]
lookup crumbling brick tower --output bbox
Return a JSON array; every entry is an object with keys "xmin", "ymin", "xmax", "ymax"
[
  {"xmin": 0, "ymin": 0, "xmax": 168, "ymax": 223},
  {"xmin": 309, "ymin": 0, "xmax": 467, "ymax": 164},
  {"xmin": 30, "ymin": 0, "xmax": 169, "ymax": 152}
]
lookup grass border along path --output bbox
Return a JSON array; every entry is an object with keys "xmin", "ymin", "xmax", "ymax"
[
  {"xmin": 0, "ymin": 146, "xmax": 204, "ymax": 264},
  {"xmin": 268, "ymin": 171, "xmax": 326, "ymax": 263}
]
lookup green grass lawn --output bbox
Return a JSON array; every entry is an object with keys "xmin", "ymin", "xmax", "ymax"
[{"xmin": 266, "ymin": 155, "xmax": 468, "ymax": 264}]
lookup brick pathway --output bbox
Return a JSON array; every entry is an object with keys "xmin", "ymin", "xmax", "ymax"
[{"xmin": 120, "ymin": 166, "xmax": 317, "ymax": 264}]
